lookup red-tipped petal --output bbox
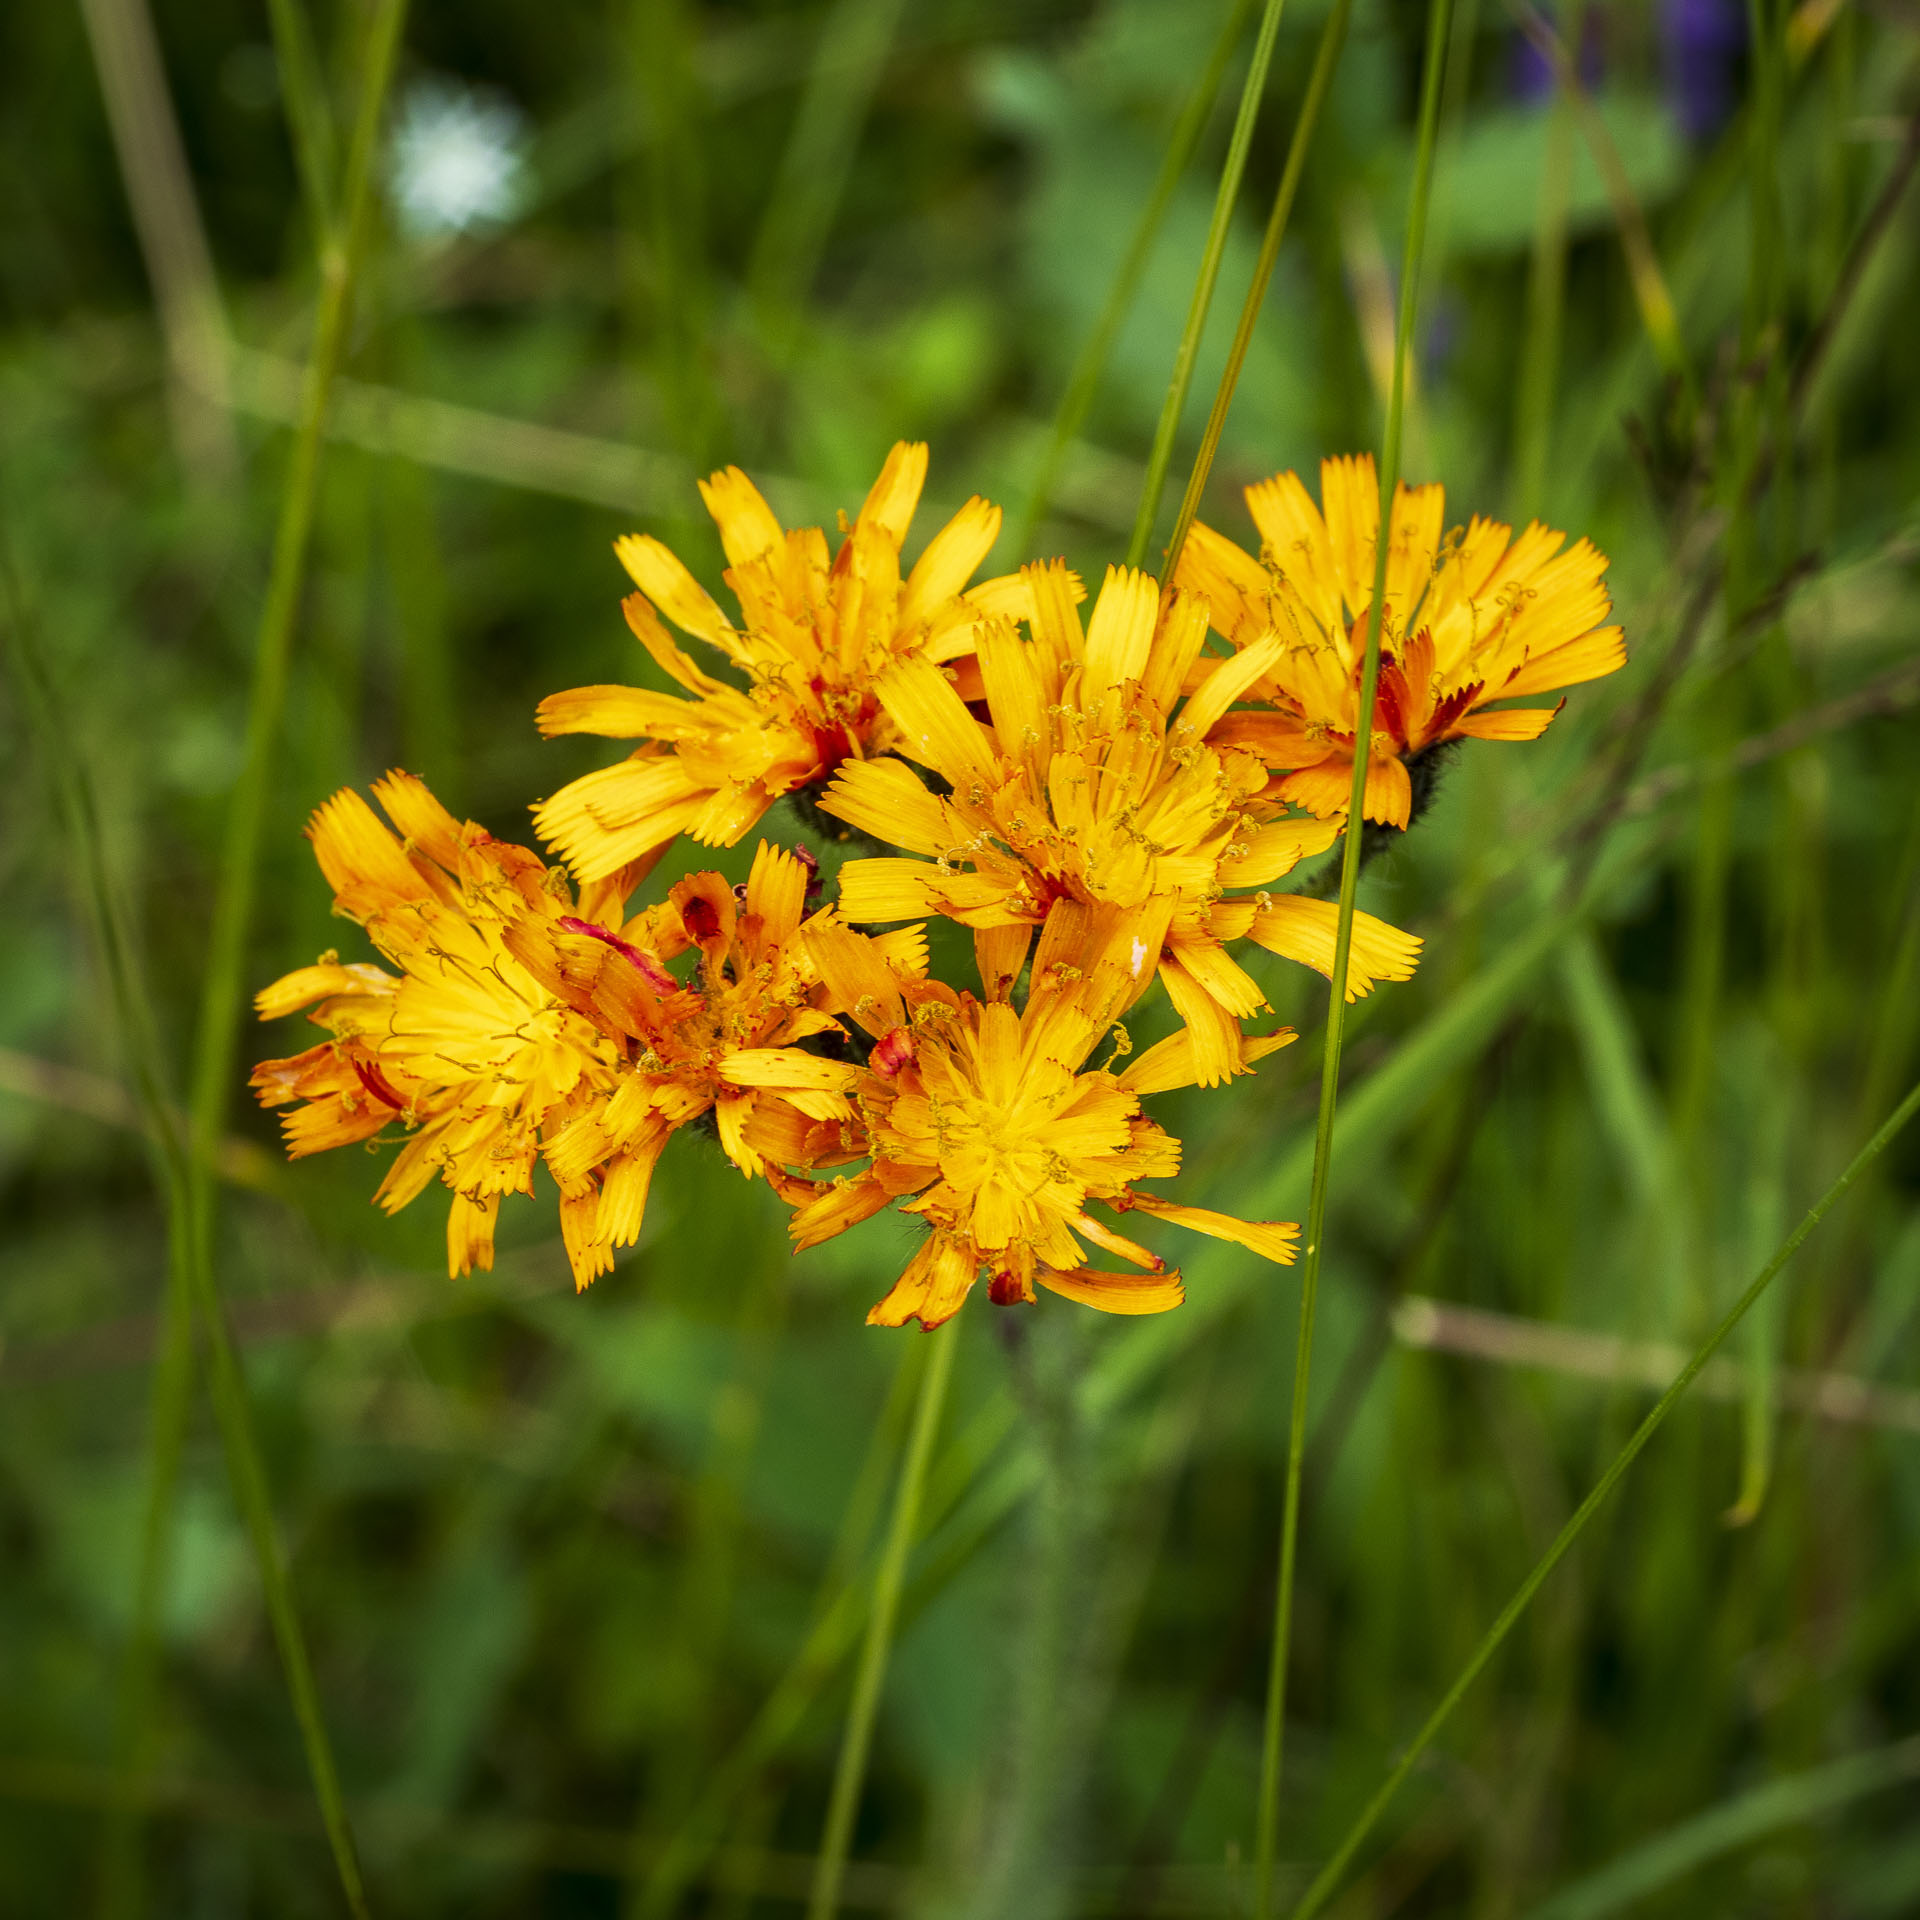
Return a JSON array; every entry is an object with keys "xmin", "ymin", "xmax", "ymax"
[{"xmin": 556, "ymin": 915, "xmax": 678, "ymax": 993}]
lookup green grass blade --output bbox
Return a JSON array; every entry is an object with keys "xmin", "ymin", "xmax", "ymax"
[
  {"xmin": 185, "ymin": 0, "xmax": 406, "ymax": 1174},
  {"xmin": 1508, "ymin": 1, "xmax": 1688, "ymax": 384},
  {"xmin": 628, "ymin": 0, "xmax": 724, "ymax": 470},
  {"xmin": 807, "ymin": 1318, "xmax": 958, "ymax": 1920},
  {"xmin": 1252, "ymin": 3, "xmax": 1453, "ymax": 1910},
  {"xmin": 1016, "ymin": 0, "xmax": 1255, "ymax": 553},
  {"xmin": 164, "ymin": 2, "xmax": 409, "ymax": 1912},
  {"xmin": 633, "ymin": 1385, "xmax": 1018, "ymax": 1917},
  {"xmin": 1522, "ymin": 1740, "xmax": 1920, "ymax": 1919},
  {"xmin": 187, "ymin": 1258, "xmax": 376, "ymax": 1916},
  {"xmin": 0, "ymin": 546, "xmax": 200, "ymax": 1920},
  {"xmin": 74, "ymin": 0, "xmax": 238, "ymax": 485},
  {"xmin": 1557, "ymin": 932, "xmax": 1672, "ymax": 1211},
  {"xmin": 381, "ymin": 443, "xmax": 460, "ymax": 804},
  {"xmin": 1088, "ymin": 873, "xmax": 1605, "ymax": 1423},
  {"xmin": 1162, "ymin": 0, "xmax": 1353, "ymax": 581},
  {"xmin": 629, "ymin": 1344, "xmax": 924, "ymax": 1916},
  {"xmin": 1510, "ymin": 7, "xmax": 1577, "ymax": 521},
  {"xmin": 1289, "ymin": 1073, "xmax": 1920, "ymax": 1919},
  {"xmin": 1557, "ymin": 931, "xmax": 1690, "ymax": 1329},
  {"xmin": 265, "ymin": 0, "xmax": 341, "ymax": 242},
  {"xmin": 621, "ymin": 1257, "xmax": 791, "ymax": 1916},
  {"xmin": 1125, "ymin": 0, "xmax": 1290, "ymax": 571},
  {"xmin": 747, "ymin": 0, "xmax": 908, "ymax": 359}
]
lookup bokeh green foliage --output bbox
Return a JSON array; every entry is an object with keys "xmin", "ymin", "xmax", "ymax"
[{"xmin": 4, "ymin": 0, "xmax": 1920, "ymax": 1913}]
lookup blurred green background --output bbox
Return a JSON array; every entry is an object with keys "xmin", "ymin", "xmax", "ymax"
[{"xmin": 5, "ymin": 0, "xmax": 1920, "ymax": 1913}]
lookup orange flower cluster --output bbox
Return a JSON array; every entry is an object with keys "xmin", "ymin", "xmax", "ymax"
[{"xmin": 256, "ymin": 448, "xmax": 1622, "ymax": 1327}]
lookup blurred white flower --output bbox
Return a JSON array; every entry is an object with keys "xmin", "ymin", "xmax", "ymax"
[{"xmin": 389, "ymin": 76, "xmax": 529, "ymax": 241}]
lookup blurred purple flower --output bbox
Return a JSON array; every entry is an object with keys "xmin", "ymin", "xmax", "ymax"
[
  {"xmin": 1508, "ymin": 12, "xmax": 1607, "ymax": 107},
  {"xmin": 1511, "ymin": 33, "xmax": 1556, "ymax": 105},
  {"xmin": 1662, "ymin": 0, "xmax": 1746, "ymax": 140}
]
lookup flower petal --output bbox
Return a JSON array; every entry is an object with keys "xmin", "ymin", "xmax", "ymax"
[
  {"xmin": 1036, "ymin": 1265, "xmax": 1185, "ymax": 1315},
  {"xmin": 874, "ymin": 656, "xmax": 996, "ymax": 786},
  {"xmin": 856, "ymin": 441, "xmax": 928, "ymax": 546},
  {"xmin": 698, "ymin": 464, "xmax": 785, "ymax": 568},
  {"xmin": 1247, "ymin": 896, "xmax": 1422, "ymax": 1000},
  {"xmin": 867, "ymin": 1233, "xmax": 977, "ymax": 1328},
  {"xmin": 446, "ymin": 1191, "xmax": 500, "ymax": 1278},
  {"xmin": 1129, "ymin": 1195, "xmax": 1299, "ymax": 1264},
  {"xmin": 614, "ymin": 534, "xmax": 735, "ymax": 651},
  {"xmin": 1451, "ymin": 703, "xmax": 1562, "ymax": 742},
  {"xmin": 903, "ymin": 495, "xmax": 1001, "ymax": 629}
]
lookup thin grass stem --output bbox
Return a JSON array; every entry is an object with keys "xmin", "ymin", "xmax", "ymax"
[
  {"xmin": 265, "ymin": 0, "xmax": 341, "ymax": 242},
  {"xmin": 1289, "ymin": 1073, "xmax": 1920, "ymax": 1918},
  {"xmin": 1251, "ymin": 2, "xmax": 1454, "ymax": 1911},
  {"xmin": 1510, "ymin": 1, "xmax": 1578, "ymax": 522},
  {"xmin": 0, "ymin": 549, "xmax": 200, "ymax": 1920},
  {"xmin": 1125, "ymin": 0, "xmax": 1290, "ymax": 571},
  {"xmin": 629, "ymin": 1345, "xmax": 918, "ymax": 1917},
  {"xmin": 636, "ymin": 1386, "xmax": 1015, "ymax": 1916},
  {"xmin": 75, "ymin": 0, "xmax": 237, "ymax": 483},
  {"xmin": 97, "ymin": 1242, "xmax": 196, "ymax": 1920},
  {"xmin": 628, "ymin": 0, "xmax": 723, "ymax": 472},
  {"xmin": 1152, "ymin": 0, "xmax": 1351, "ymax": 579},
  {"xmin": 187, "ymin": 0, "xmax": 406, "ymax": 1168},
  {"xmin": 149, "ymin": 5, "xmax": 408, "ymax": 1913},
  {"xmin": 187, "ymin": 1262, "xmax": 376, "ymax": 1915},
  {"xmin": 1016, "ymin": 0, "xmax": 1255, "ymax": 553},
  {"xmin": 747, "ymin": 0, "xmax": 907, "ymax": 365},
  {"xmin": 1162, "ymin": 0, "xmax": 1353, "ymax": 583},
  {"xmin": 807, "ymin": 1319, "xmax": 959, "ymax": 1920},
  {"xmin": 1507, "ymin": 0, "xmax": 1689, "ymax": 386}
]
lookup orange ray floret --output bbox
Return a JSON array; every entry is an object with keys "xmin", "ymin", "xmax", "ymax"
[
  {"xmin": 1175, "ymin": 454, "xmax": 1626, "ymax": 827},
  {"xmin": 780, "ymin": 915, "xmax": 1299, "ymax": 1329},
  {"xmin": 824, "ymin": 561, "xmax": 1421, "ymax": 1087},
  {"xmin": 533, "ymin": 442, "xmax": 1026, "ymax": 883}
]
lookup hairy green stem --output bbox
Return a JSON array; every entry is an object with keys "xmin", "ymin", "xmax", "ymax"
[
  {"xmin": 962, "ymin": 1319, "xmax": 1104, "ymax": 1920},
  {"xmin": 1253, "ymin": 2, "xmax": 1454, "ymax": 1911},
  {"xmin": 1126, "ymin": 0, "xmax": 1290, "ymax": 571},
  {"xmin": 635, "ymin": 1384, "xmax": 1015, "ymax": 1915},
  {"xmin": 807, "ymin": 1319, "xmax": 958, "ymax": 1920},
  {"xmin": 1290, "ymin": 1073, "xmax": 1920, "ymax": 1917},
  {"xmin": 1163, "ymin": 0, "xmax": 1353, "ymax": 583}
]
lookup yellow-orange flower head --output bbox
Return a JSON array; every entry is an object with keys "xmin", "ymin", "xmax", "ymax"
[
  {"xmin": 783, "ymin": 912, "xmax": 1299, "ymax": 1328},
  {"xmin": 532, "ymin": 442, "xmax": 1023, "ymax": 884},
  {"xmin": 1175, "ymin": 454, "xmax": 1626, "ymax": 827},
  {"xmin": 823, "ymin": 560, "xmax": 1421, "ymax": 1086},
  {"xmin": 251, "ymin": 773, "xmax": 626, "ymax": 1281},
  {"xmin": 253, "ymin": 782, "xmax": 873, "ymax": 1290}
]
